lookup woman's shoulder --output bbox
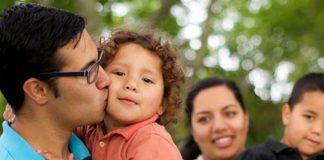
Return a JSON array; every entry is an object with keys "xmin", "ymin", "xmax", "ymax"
[{"xmin": 194, "ymin": 155, "xmax": 204, "ymax": 160}]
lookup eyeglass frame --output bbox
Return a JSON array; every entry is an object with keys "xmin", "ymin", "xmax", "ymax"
[{"xmin": 38, "ymin": 48, "xmax": 104, "ymax": 84}]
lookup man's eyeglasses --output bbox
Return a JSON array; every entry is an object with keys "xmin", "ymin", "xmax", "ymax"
[{"xmin": 38, "ymin": 49, "xmax": 104, "ymax": 84}]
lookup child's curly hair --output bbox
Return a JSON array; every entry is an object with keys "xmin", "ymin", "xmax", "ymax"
[{"xmin": 101, "ymin": 29, "xmax": 185, "ymax": 129}]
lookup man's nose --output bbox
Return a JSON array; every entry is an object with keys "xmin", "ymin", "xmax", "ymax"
[{"xmin": 96, "ymin": 66, "xmax": 111, "ymax": 89}]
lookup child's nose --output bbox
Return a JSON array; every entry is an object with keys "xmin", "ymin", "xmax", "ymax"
[
  {"xmin": 311, "ymin": 120, "xmax": 324, "ymax": 135},
  {"xmin": 124, "ymin": 79, "xmax": 138, "ymax": 92},
  {"xmin": 126, "ymin": 85, "xmax": 137, "ymax": 91}
]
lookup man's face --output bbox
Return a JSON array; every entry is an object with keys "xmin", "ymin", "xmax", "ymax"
[
  {"xmin": 282, "ymin": 91, "xmax": 324, "ymax": 159},
  {"xmin": 47, "ymin": 30, "xmax": 110, "ymax": 127}
]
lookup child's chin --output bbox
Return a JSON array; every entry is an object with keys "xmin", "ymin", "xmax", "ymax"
[{"xmin": 299, "ymin": 147, "xmax": 321, "ymax": 158}]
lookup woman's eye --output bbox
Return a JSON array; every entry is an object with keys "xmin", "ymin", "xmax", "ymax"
[
  {"xmin": 225, "ymin": 111, "xmax": 237, "ymax": 118},
  {"xmin": 197, "ymin": 117, "xmax": 210, "ymax": 124},
  {"xmin": 143, "ymin": 78, "xmax": 154, "ymax": 84}
]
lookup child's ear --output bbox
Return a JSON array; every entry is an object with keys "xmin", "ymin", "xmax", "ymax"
[
  {"xmin": 157, "ymin": 105, "xmax": 165, "ymax": 115},
  {"xmin": 23, "ymin": 78, "xmax": 50, "ymax": 105},
  {"xmin": 282, "ymin": 104, "xmax": 292, "ymax": 126}
]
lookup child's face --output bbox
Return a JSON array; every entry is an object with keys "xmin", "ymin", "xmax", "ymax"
[
  {"xmin": 104, "ymin": 43, "xmax": 164, "ymax": 131},
  {"xmin": 282, "ymin": 91, "xmax": 324, "ymax": 158}
]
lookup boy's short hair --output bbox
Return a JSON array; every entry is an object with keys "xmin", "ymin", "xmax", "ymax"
[
  {"xmin": 0, "ymin": 3, "xmax": 85, "ymax": 111},
  {"xmin": 102, "ymin": 29, "xmax": 185, "ymax": 129},
  {"xmin": 288, "ymin": 72, "xmax": 324, "ymax": 109}
]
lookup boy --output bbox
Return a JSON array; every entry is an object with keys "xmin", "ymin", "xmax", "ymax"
[
  {"xmin": 237, "ymin": 72, "xmax": 324, "ymax": 160},
  {"xmin": 76, "ymin": 29, "xmax": 184, "ymax": 160}
]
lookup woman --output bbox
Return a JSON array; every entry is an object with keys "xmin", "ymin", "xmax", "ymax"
[{"xmin": 182, "ymin": 77, "xmax": 249, "ymax": 160}]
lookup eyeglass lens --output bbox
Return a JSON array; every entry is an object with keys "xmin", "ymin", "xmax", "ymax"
[{"xmin": 87, "ymin": 49, "xmax": 103, "ymax": 84}]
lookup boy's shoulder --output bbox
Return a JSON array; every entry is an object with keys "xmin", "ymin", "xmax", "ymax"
[
  {"xmin": 135, "ymin": 122, "xmax": 169, "ymax": 137},
  {"xmin": 131, "ymin": 122, "xmax": 175, "ymax": 145},
  {"xmin": 238, "ymin": 137, "xmax": 324, "ymax": 160},
  {"xmin": 237, "ymin": 142, "xmax": 274, "ymax": 160},
  {"xmin": 237, "ymin": 137, "xmax": 297, "ymax": 160}
]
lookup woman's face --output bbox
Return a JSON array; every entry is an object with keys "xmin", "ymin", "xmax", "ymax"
[{"xmin": 191, "ymin": 85, "xmax": 249, "ymax": 160}]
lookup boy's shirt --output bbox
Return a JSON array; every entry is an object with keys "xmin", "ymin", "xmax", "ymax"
[
  {"xmin": 76, "ymin": 114, "xmax": 183, "ymax": 160},
  {"xmin": 237, "ymin": 137, "xmax": 324, "ymax": 160},
  {"xmin": 0, "ymin": 121, "xmax": 91, "ymax": 160}
]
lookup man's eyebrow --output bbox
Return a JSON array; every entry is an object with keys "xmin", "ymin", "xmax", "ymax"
[
  {"xmin": 81, "ymin": 60, "xmax": 95, "ymax": 71},
  {"xmin": 80, "ymin": 50, "xmax": 100, "ymax": 71},
  {"xmin": 80, "ymin": 54, "xmax": 98, "ymax": 71}
]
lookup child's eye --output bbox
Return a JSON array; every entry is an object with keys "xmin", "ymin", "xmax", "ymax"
[
  {"xmin": 303, "ymin": 114, "xmax": 314, "ymax": 121},
  {"xmin": 114, "ymin": 71, "xmax": 125, "ymax": 76},
  {"xmin": 143, "ymin": 78, "xmax": 154, "ymax": 84}
]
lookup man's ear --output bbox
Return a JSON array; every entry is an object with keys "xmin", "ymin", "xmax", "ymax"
[
  {"xmin": 282, "ymin": 104, "xmax": 292, "ymax": 126},
  {"xmin": 23, "ymin": 78, "xmax": 50, "ymax": 105}
]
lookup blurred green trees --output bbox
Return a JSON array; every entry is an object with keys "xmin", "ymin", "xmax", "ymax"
[{"xmin": 1, "ymin": 0, "xmax": 323, "ymax": 147}]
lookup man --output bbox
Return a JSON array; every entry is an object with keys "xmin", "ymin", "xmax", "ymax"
[{"xmin": 0, "ymin": 3, "xmax": 110, "ymax": 159}]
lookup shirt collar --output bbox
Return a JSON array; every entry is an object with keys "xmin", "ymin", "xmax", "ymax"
[
  {"xmin": 265, "ymin": 137, "xmax": 294, "ymax": 154},
  {"xmin": 68, "ymin": 133, "xmax": 91, "ymax": 160},
  {"xmin": 1, "ymin": 121, "xmax": 44, "ymax": 159},
  {"xmin": 1, "ymin": 121, "xmax": 90, "ymax": 160},
  {"xmin": 108, "ymin": 114, "xmax": 159, "ymax": 140}
]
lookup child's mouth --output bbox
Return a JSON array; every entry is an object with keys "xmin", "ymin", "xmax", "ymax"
[
  {"xmin": 119, "ymin": 98, "xmax": 138, "ymax": 106},
  {"xmin": 305, "ymin": 137, "xmax": 320, "ymax": 146}
]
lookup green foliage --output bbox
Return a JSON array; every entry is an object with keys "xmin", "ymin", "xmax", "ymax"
[
  {"xmin": 0, "ymin": 92, "xmax": 6, "ymax": 133},
  {"xmin": 0, "ymin": 0, "xmax": 15, "ymax": 13}
]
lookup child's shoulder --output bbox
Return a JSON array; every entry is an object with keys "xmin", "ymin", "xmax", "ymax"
[
  {"xmin": 238, "ymin": 144, "xmax": 273, "ymax": 160},
  {"xmin": 128, "ymin": 122, "xmax": 181, "ymax": 158},
  {"xmin": 238, "ymin": 137, "xmax": 324, "ymax": 160},
  {"xmin": 136, "ymin": 122, "xmax": 169, "ymax": 136},
  {"xmin": 131, "ymin": 122, "xmax": 175, "ymax": 144},
  {"xmin": 237, "ymin": 138, "xmax": 280, "ymax": 160}
]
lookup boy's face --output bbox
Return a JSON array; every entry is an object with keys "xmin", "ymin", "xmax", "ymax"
[
  {"xmin": 282, "ymin": 91, "xmax": 324, "ymax": 158},
  {"xmin": 104, "ymin": 43, "xmax": 164, "ymax": 131}
]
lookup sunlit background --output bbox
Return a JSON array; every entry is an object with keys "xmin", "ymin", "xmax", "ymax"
[{"xmin": 1, "ymin": 0, "xmax": 324, "ymax": 147}]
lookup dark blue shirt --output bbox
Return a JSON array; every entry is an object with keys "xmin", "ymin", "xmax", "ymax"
[{"xmin": 237, "ymin": 137, "xmax": 324, "ymax": 160}]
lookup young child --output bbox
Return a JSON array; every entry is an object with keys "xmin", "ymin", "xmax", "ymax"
[
  {"xmin": 75, "ymin": 29, "xmax": 184, "ymax": 160},
  {"xmin": 237, "ymin": 72, "xmax": 324, "ymax": 160},
  {"xmin": 3, "ymin": 29, "xmax": 185, "ymax": 160}
]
